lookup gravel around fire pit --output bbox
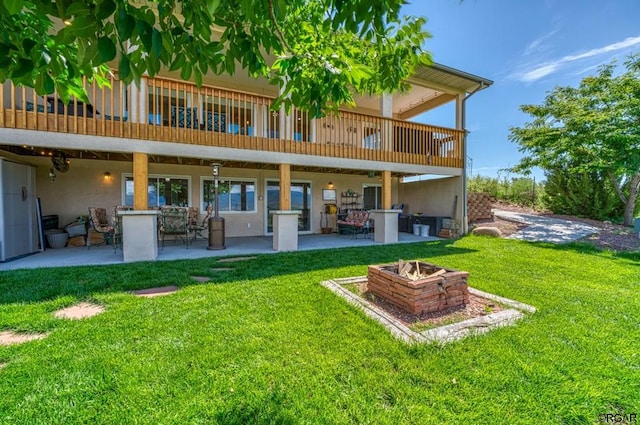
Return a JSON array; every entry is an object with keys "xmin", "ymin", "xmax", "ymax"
[{"xmin": 346, "ymin": 280, "xmax": 505, "ymax": 331}]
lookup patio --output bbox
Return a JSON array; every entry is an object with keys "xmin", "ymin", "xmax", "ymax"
[{"xmin": 0, "ymin": 232, "xmax": 435, "ymax": 271}]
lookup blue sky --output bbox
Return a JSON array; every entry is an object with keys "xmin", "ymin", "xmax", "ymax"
[{"xmin": 402, "ymin": 0, "xmax": 640, "ymax": 181}]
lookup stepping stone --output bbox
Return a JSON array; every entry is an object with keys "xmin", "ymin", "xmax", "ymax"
[
  {"xmin": 210, "ymin": 267, "xmax": 234, "ymax": 272},
  {"xmin": 132, "ymin": 285, "xmax": 179, "ymax": 298},
  {"xmin": 54, "ymin": 302, "xmax": 105, "ymax": 320},
  {"xmin": 190, "ymin": 276, "xmax": 211, "ymax": 283},
  {"xmin": 217, "ymin": 256, "xmax": 257, "ymax": 263},
  {"xmin": 0, "ymin": 331, "xmax": 48, "ymax": 346}
]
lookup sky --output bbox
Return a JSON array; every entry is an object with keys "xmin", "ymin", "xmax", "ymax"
[{"xmin": 402, "ymin": 0, "xmax": 640, "ymax": 181}]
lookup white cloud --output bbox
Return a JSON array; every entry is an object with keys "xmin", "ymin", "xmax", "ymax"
[
  {"xmin": 562, "ymin": 36, "xmax": 640, "ymax": 61},
  {"xmin": 523, "ymin": 30, "xmax": 558, "ymax": 56},
  {"xmin": 520, "ymin": 64, "xmax": 558, "ymax": 82},
  {"xmin": 512, "ymin": 35, "xmax": 640, "ymax": 83}
]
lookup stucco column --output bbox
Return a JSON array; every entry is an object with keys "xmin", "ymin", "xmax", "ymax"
[
  {"xmin": 371, "ymin": 210, "xmax": 399, "ymax": 244},
  {"xmin": 118, "ymin": 210, "xmax": 159, "ymax": 262}
]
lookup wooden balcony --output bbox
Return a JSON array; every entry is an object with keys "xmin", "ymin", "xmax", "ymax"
[{"xmin": 0, "ymin": 76, "xmax": 464, "ymax": 169}]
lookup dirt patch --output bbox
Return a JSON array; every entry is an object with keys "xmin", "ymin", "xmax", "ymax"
[
  {"xmin": 0, "ymin": 331, "xmax": 48, "ymax": 346},
  {"xmin": 54, "ymin": 302, "xmax": 105, "ymax": 320},
  {"xmin": 345, "ymin": 280, "xmax": 504, "ymax": 332},
  {"xmin": 472, "ymin": 202, "xmax": 639, "ymax": 252}
]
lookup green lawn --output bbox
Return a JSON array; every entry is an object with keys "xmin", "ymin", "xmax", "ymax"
[{"xmin": 0, "ymin": 237, "xmax": 639, "ymax": 424}]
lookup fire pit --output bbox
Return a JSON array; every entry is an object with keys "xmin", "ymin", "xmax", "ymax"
[{"xmin": 367, "ymin": 260, "xmax": 470, "ymax": 314}]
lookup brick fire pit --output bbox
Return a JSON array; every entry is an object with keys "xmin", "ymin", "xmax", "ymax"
[{"xmin": 367, "ymin": 261, "xmax": 470, "ymax": 314}]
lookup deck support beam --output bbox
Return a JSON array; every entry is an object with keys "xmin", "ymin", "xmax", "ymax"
[{"xmin": 133, "ymin": 152, "xmax": 148, "ymax": 210}]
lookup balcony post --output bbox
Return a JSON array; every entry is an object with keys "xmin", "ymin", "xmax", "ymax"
[{"xmin": 380, "ymin": 93, "xmax": 393, "ymax": 152}]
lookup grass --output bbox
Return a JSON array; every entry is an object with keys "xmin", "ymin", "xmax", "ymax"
[{"xmin": 0, "ymin": 236, "xmax": 639, "ymax": 424}]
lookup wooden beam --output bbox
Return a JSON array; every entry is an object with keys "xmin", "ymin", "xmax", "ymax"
[
  {"xmin": 133, "ymin": 152, "xmax": 148, "ymax": 210},
  {"xmin": 279, "ymin": 163, "xmax": 291, "ymax": 211},
  {"xmin": 382, "ymin": 170, "xmax": 391, "ymax": 210}
]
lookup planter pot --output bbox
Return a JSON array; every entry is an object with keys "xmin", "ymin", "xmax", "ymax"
[{"xmin": 46, "ymin": 230, "xmax": 68, "ymax": 249}]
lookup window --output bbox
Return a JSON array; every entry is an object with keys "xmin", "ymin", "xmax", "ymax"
[
  {"xmin": 363, "ymin": 185, "xmax": 382, "ymax": 210},
  {"xmin": 202, "ymin": 178, "xmax": 256, "ymax": 212},
  {"xmin": 124, "ymin": 175, "xmax": 190, "ymax": 207}
]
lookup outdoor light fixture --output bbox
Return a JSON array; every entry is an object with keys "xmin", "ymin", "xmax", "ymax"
[
  {"xmin": 48, "ymin": 168, "xmax": 56, "ymax": 182},
  {"xmin": 103, "ymin": 171, "xmax": 112, "ymax": 182},
  {"xmin": 327, "ymin": 181, "xmax": 334, "ymax": 188}
]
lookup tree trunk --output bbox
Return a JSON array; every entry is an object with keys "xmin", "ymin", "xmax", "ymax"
[{"xmin": 622, "ymin": 173, "xmax": 640, "ymax": 226}]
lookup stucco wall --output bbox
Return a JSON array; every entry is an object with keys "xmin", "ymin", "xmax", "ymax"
[{"xmin": 397, "ymin": 176, "xmax": 463, "ymax": 222}]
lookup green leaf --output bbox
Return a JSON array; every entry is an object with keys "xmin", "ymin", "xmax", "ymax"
[
  {"xmin": 97, "ymin": 37, "xmax": 116, "ymax": 63},
  {"xmin": 12, "ymin": 58, "xmax": 34, "ymax": 79},
  {"xmin": 206, "ymin": 0, "xmax": 220, "ymax": 17},
  {"xmin": 3, "ymin": 0, "xmax": 23, "ymax": 15},
  {"xmin": 67, "ymin": 16, "xmax": 99, "ymax": 37},
  {"xmin": 66, "ymin": 2, "xmax": 91, "ymax": 16},
  {"xmin": 96, "ymin": 0, "xmax": 116, "ymax": 20},
  {"xmin": 118, "ymin": 54, "xmax": 130, "ymax": 81},
  {"xmin": 151, "ymin": 28, "xmax": 162, "ymax": 58},
  {"xmin": 35, "ymin": 73, "xmax": 55, "ymax": 94},
  {"xmin": 180, "ymin": 62, "xmax": 192, "ymax": 80},
  {"xmin": 116, "ymin": 9, "xmax": 135, "ymax": 41}
]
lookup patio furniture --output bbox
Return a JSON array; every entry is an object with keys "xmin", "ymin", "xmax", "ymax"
[
  {"xmin": 88, "ymin": 207, "xmax": 117, "ymax": 251},
  {"xmin": 188, "ymin": 205, "xmax": 212, "ymax": 242},
  {"xmin": 204, "ymin": 111, "xmax": 226, "ymax": 132},
  {"xmin": 170, "ymin": 106, "xmax": 199, "ymax": 129},
  {"xmin": 160, "ymin": 206, "xmax": 190, "ymax": 249},
  {"xmin": 337, "ymin": 210, "xmax": 371, "ymax": 239}
]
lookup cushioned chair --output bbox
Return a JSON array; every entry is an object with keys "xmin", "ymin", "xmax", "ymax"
[
  {"xmin": 171, "ymin": 106, "xmax": 199, "ymax": 129},
  {"xmin": 205, "ymin": 111, "xmax": 226, "ymax": 132},
  {"xmin": 160, "ymin": 206, "xmax": 190, "ymax": 249},
  {"xmin": 88, "ymin": 207, "xmax": 117, "ymax": 251}
]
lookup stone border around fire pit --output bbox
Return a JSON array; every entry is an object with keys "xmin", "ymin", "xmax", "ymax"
[{"xmin": 321, "ymin": 277, "xmax": 536, "ymax": 344}]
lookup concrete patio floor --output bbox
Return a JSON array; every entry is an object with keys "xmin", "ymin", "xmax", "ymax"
[{"xmin": 0, "ymin": 232, "xmax": 436, "ymax": 271}]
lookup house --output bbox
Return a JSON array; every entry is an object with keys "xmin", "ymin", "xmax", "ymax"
[{"xmin": 0, "ymin": 60, "xmax": 491, "ymax": 260}]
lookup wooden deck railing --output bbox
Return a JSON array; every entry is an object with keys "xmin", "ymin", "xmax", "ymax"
[{"xmin": 0, "ymin": 76, "xmax": 464, "ymax": 168}]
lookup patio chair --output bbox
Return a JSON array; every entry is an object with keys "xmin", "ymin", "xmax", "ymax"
[
  {"xmin": 160, "ymin": 206, "xmax": 190, "ymax": 249},
  {"xmin": 188, "ymin": 205, "xmax": 212, "ymax": 242},
  {"xmin": 88, "ymin": 207, "xmax": 117, "ymax": 251}
]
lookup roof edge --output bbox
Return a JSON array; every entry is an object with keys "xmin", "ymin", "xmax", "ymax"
[{"xmin": 426, "ymin": 62, "xmax": 494, "ymax": 90}]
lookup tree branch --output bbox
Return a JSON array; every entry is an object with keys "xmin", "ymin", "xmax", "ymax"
[
  {"xmin": 267, "ymin": 0, "xmax": 292, "ymax": 54},
  {"xmin": 607, "ymin": 171, "xmax": 628, "ymax": 205}
]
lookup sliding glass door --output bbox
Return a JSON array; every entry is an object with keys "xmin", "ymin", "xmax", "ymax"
[{"xmin": 266, "ymin": 181, "xmax": 312, "ymax": 233}]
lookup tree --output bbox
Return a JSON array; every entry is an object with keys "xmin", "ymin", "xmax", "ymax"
[
  {"xmin": 509, "ymin": 54, "xmax": 640, "ymax": 226},
  {"xmin": 543, "ymin": 164, "xmax": 622, "ymax": 221},
  {"xmin": 0, "ymin": 0, "xmax": 430, "ymax": 117}
]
